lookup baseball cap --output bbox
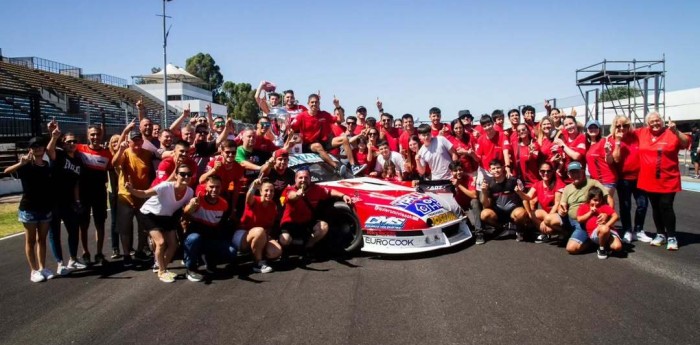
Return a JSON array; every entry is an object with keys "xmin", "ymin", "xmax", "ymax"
[
  {"xmin": 458, "ymin": 110, "xmax": 473, "ymax": 119},
  {"xmin": 567, "ymin": 161, "xmax": 583, "ymax": 171},
  {"xmin": 585, "ymin": 119, "xmax": 601, "ymax": 129},
  {"xmin": 129, "ymin": 131, "xmax": 143, "ymax": 140},
  {"xmin": 28, "ymin": 136, "xmax": 47, "ymax": 148},
  {"xmin": 356, "ymin": 106, "xmax": 367, "ymax": 113},
  {"xmin": 274, "ymin": 149, "xmax": 289, "ymax": 159}
]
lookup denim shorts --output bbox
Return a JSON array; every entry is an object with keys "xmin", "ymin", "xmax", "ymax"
[
  {"xmin": 558, "ymin": 214, "xmax": 589, "ymax": 244},
  {"xmin": 18, "ymin": 209, "xmax": 52, "ymax": 224}
]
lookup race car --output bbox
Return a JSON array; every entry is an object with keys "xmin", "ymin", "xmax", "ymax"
[{"xmin": 286, "ymin": 153, "xmax": 473, "ymax": 254}]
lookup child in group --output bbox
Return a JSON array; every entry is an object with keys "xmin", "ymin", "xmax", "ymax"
[
  {"xmin": 576, "ymin": 186, "xmax": 622, "ymax": 259},
  {"xmin": 382, "ymin": 160, "xmax": 402, "ymax": 182}
]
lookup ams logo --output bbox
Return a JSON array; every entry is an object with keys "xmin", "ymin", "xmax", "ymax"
[{"xmin": 365, "ymin": 216, "xmax": 406, "ymax": 229}]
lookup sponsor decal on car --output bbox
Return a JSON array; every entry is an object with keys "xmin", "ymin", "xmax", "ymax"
[
  {"xmin": 288, "ymin": 153, "xmax": 327, "ymax": 167},
  {"xmin": 372, "ymin": 205, "xmax": 419, "ymax": 221},
  {"xmin": 429, "ymin": 212, "xmax": 457, "ymax": 226},
  {"xmin": 365, "ymin": 216, "xmax": 406, "ymax": 229},
  {"xmin": 391, "ymin": 193, "xmax": 443, "ymax": 217},
  {"xmin": 364, "ymin": 237, "xmax": 415, "ymax": 247}
]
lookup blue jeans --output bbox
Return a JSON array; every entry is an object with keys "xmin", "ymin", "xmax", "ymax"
[
  {"xmin": 616, "ymin": 179, "xmax": 648, "ymax": 234},
  {"xmin": 183, "ymin": 232, "xmax": 236, "ymax": 270},
  {"xmin": 48, "ymin": 205, "xmax": 80, "ymax": 263}
]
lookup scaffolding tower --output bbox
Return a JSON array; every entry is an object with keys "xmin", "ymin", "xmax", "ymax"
[{"xmin": 576, "ymin": 57, "xmax": 665, "ymax": 130}]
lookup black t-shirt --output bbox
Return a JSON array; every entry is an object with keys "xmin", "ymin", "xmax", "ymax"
[
  {"xmin": 267, "ymin": 167, "xmax": 295, "ymax": 206},
  {"xmin": 486, "ymin": 176, "xmax": 521, "ymax": 211},
  {"xmin": 51, "ymin": 149, "xmax": 82, "ymax": 204},
  {"xmin": 692, "ymin": 132, "xmax": 700, "ymax": 150},
  {"xmin": 17, "ymin": 161, "xmax": 53, "ymax": 213}
]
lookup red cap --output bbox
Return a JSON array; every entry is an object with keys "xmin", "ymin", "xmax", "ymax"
[{"xmin": 274, "ymin": 149, "xmax": 289, "ymax": 159}]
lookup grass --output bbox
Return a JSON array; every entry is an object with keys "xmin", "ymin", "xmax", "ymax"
[{"xmin": 0, "ymin": 203, "xmax": 21, "ymax": 238}]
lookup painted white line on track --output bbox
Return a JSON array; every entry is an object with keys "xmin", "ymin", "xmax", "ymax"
[{"xmin": 0, "ymin": 232, "xmax": 24, "ymax": 241}]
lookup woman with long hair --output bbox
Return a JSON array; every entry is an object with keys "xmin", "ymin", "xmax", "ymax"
[
  {"xmin": 512, "ymin": 123, "xmax": 540, "ymax": 188},
  {"xmin": 584, "ymin": 119, "xmax": 617, "ymax": 203},
  {"xmin": 449, "ymin": 118, "xmax": 478, "ymax": 175},
  {"xmin": 610, "ymin": 115, "xmax": 652, "ymax": 243},
  {"xmin": 523, "ymin": 161, "xmax": 565, "ymax": 242},
  {"xmin": 5, "ymin": 137, "xmax": 54, "ymax": 282},
  {"xmin": 552, "ymin": 115, "xmax": 586, "ymax": 183}
]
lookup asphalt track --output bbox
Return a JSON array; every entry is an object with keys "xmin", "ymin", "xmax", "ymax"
[{"xmin": 1, "ymin": 193, "xmax": 699, "ymax": 345}]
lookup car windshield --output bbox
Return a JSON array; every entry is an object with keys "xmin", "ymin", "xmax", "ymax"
[{"xmin": 288, "ymin": 153, "xmax": 354, "ymax": 182}]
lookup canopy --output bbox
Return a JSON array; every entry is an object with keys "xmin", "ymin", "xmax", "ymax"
[{"xmin": 134, "ymin": 64, "xmax": 206, "ymax": 86}]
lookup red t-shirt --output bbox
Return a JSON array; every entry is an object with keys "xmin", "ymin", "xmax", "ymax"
[
  {"xmin": 585, "ymin": 138, "xmax": 617, "ymax": 184},
  {"xmin": 253, "ymin": 134, "xmax": 278, "ymax": 152},
  {"xmin": 291, "ymin": 110, "xmax": 338, "ymax": 144},
  {"xmin": 398, "ymin": 130, "xmax": 414, "ymax": 152},
  {"xmin": 240, "ymin": 196, "xmax": 278, "ymax": 231},
  {"xmin": 513, "ymin": 141, "xmax": 540, "ymax": 187},
  {"xmin": 152, "ymin": 156, "xmax": 198, "ymax": 187},
  {"xmin": 202, "ymin": 157, "xmax": 244, "ymax": 195},
  {"xmin": 380, "ymin": 126, "xmax": 401, "ymax": 151},
  {"xmin": 532, "ymin": 179, "xmax": 565, "ymax": 213},
  {"xmin": 454, "ymin": 175, "xmax": 476, "ymax": 210},
  {"xmin": 328, "ymin": 123, "xmax": 346, "ymax": 156},
  {"xmin": 538, "ymin": 137, "xmax": 554, "ymax": 164},
  {"xmin": 577, "ymin": 203, "xmax": 616, "ymax": 236},
  {"xmin": 280, "ymin": 184, "xmax": 332, "ymax": 225},
  {"xmin": 560, "ymin": 132, "xmax": 587, "ymax": 183},
  {"xmin": 475, "ymin": 132, "xmax": 511, "ymax": 170},
  {"xmin": 637, "ymin": 127, "xmax": 682, "ymax": 193},
  {"xmin": 614, "ymin": 132, "xmax": 641, "ymax": 180},
  {"xmin": 448, "ymin": 135, "xmax": 478, "ymax": 174},
  {"xmin": 430, "ymin": 123, "xmax": 451, "ymax": 137},
  {"xmin": 190, "ymin": 196, "xmax": 229, "ymax": 227}
]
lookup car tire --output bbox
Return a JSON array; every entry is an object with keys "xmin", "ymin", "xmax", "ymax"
[{"xmin": 319, "ymin": 200, "xmax": 363, "ymax": 253}]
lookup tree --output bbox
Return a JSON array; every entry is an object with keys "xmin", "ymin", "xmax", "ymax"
[
  {"xmin": 217, "ymin": 81, "xmax": 259, "ymax": 124},
  {"xmin": 185, "ymin": 53, "xmax": 224, "ymax": 98},
  {"xmin": 600, "ymin": 87, "xmax": 642, "ymax": 102}
]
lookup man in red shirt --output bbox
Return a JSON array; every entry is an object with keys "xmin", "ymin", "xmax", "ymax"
[
  {"xmin": 429, "ymin": 107, "xmax": 451, "ymax": 137},
  {"xmin": 522, "ymin": 105, "xmax": 538, "ymax": 136},
  {"xmin": 283, "ymin": 90, "xmax": 308, "ymax": 123},
  {"xmin": 353, "ymin": 106, "xmax": 368, "ymax": 135},
  {"xmin": 152, "ymin": 140, "xmax": 198, "ymax": 187},
  {"xmin": 491, "ymin": 110, "xmax": 505, "ymax": 133},
  {"xmin": 291, "ymin": 94, "xmax": 366, "ymax": 175},
  {"xmin": 378, "ymin": 112, "xmax": 401, "ymax": 151},
  {"xmin": 198, "ymin": 140, "xmax": 244, "ymax": 217},
  {"xmin": 279, "ymin": 169, "xmax": 353, "ymax": 260},
  {"xmin": 475, "ymin": 115, "xmax": 513, "ymax": 176}
]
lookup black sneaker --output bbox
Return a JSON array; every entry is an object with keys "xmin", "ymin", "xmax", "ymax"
[
  {"xmin": 133, "ymin": 251, "xmax": 151, "ymax": 262},
  {"xmin": 81, "ymin": 252, "xmax": 92, "ymax": 266},
  {"xmin": 597, "ymin": 248, "xmax": 608, "ymax": 260},
  {"xmin": 515, "ymin": 231, "xmax": 525, "ymax": 242},
  {"xmin": 475, "ymin": 232, "xmax": 485, "ymax": 245},
  {"xmin": 111, "ymin": 248, "xmax": 122, "ymax": 259},
  {"xmin": 535, "ymin": 234, "xmax": 550, "ymax": 244},
  {"xmin": 95, "ymin": 253, "xmax": 108, "ymax": 266},
  {"xmin": 123, "ymin": 256, "xmax": 134, "ymax": 268},
  {"xmin": 186, "ymin": 269, "xmax": 204, "ymax": 282}
]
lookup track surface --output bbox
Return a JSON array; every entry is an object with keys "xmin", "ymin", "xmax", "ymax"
[{"xmin": 1, "ymin": 192, "xmax": 699, "ymax": 345}]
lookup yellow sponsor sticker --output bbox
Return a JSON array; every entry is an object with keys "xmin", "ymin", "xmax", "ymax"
[{"xmin": 429, "ymin": 212, "xmax": 457, "ymax": 226}]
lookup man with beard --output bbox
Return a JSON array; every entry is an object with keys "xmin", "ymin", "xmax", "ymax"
[
  {"xmin": 378, "ymin": 112, "xmax": 401, "ymax": 151},
  {"xmin": 282, "ymin": 90, "xmax": 307, "ymax": 124},
  {"xmin": 152, "ymin": 140, "xmax": 197, "ymax": 187},
  {"xmin": 198, "ymin": 140, "xmax": 244, "ymax": 218},
  {"xmin": 75, "ymin": 124, "xmax": 113, "ymax": 266},
  {"xmin": 428, "ymin": 107, "xmax": 451, "ymax": 137}
]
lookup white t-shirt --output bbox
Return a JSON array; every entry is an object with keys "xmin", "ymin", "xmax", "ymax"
[
  {"xmin": 418, "ymin": 136, "xmax": 453, "ymax": 180},
  {"xmin": 140, "ymin": 181, "xmax": 194, "ymax": 216},
  {"xmin": 375, "ymin": 151, "xmax": 405, "ymax": 175}
]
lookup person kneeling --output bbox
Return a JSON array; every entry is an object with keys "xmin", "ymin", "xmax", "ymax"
[
  {"xmin": 234, "ymin": 178, "xmax": 283, "ymax": 273},
  {"xmin": 479, "ymin": 160, "xmax": 530, "ymax": 242},
  {"xmin": 576, "ymin": 186, "xmax": 622, "ymax": 259},
  {"xmin": 182, "ymin": 175, "xmax": 233, "ymax": 282}
]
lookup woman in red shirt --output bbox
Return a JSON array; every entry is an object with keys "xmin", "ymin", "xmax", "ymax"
[
  {"xmin": 535, "ymin": 116, "xmax": 555, "ymax": 164},
  {"xmin": 512, "ymin": 124, "xmax": 540, "ymax": 188},
  {"xmin": 448, "ymin": 118, "xmax": 478, "ymax": 174},
  {"xmin": 523, "ymin": 161, "xmax": 565, "ymax": 242},
  {"xmin": 553, "ymin": 116, "xmax": 586, "ymax": 184},
  {"xmin": 636, "ymin": 112, "xmax": 688, "ymax": 251},
  {"xmin": 611, "ymin": 115, "xmax": 652, "ymax": 243},
  {"xmin": 584, "ymin": 119, "xmax": 617, "ymax": 202},
  {"xmin": 235, "ymin": 178, "xmax": 283, "ymax": 273}
]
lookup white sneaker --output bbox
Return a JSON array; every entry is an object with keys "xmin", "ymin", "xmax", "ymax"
[
  {"xmin": 57, "ymin": 262, "xmax": 70, "ymax": 276},
  {"xmin": 67, "ymin": 259, "xmax": 87, "ymax": 270},
  {"xmin": 650, "ymin": 234, "xmax": 667, "ymax": 247},
  {"xmin": 636, "ymin": 230, "xmax": 653, "ymax": 243},
  {"xmin": 253, "ymin": 261, "xmax": 273, "ymax": 274},
  {"xmin": 30, "ymin": 270, "xmax": 46, "ymax": 283},
  {"xmin": 622, "ymin": 231, "xmax": 634, "ymax": 244},
  {"xmin": 40, "ymin": 268, "xmax": 55, "ymax": 280}
]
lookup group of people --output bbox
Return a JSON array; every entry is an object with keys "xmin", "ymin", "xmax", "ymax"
[{"xmin": 7, "ymin": 82, "xmax": 692, "ymax": 283}]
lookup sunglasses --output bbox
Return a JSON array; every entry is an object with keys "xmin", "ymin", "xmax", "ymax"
[
  {"xmin": 65, "ymin": 140, "xmax": 77, "ymax": 144},
  {"xmin": 346, "ymin": 122, "xmax": 356, "ymax": 126},
  {"xmin": 368, "ymin": 132, "xmax": 378, "ymax": 136},
  {"xmin": 178, "ymin": 172, "xmax": 193, "ymax": 178},
  {"xmin": 615, "ymin": 124, "xmax": 630, "ymax": 129},
  {"xmin": 539, "ymin": 169, "xmax": 552, "ymax": 174},
  {"xmin": 260, "ymin": 122, "xmax": 271, "ymax": 128},
  {"xmin": 215, "ymin": 121, "xmax": 225, "ymax": 127},
  {"xmin": 224, "ymin": 151, "xmax": 235, "ymax": 156},
  {"xmin": 196, "ymin": 131, "xmax": 208, "ymax": 135}
]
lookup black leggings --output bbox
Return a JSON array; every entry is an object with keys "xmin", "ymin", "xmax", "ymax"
[{"xmin": 647, "ymin": 192, "xmax": 676, "ymax": 238}]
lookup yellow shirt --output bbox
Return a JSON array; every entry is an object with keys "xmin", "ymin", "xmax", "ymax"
[{"xmin": 117, "ymin": 148, "xmax": 153, "ymax": 207}]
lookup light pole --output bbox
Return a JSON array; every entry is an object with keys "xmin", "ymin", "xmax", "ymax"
[{"xmin": 159, "ymin": 0, "xmax": 173, "ymax": 127}]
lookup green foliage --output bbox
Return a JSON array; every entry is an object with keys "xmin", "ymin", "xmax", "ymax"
[
  {"xmin": 185, "ymin": 53, "xmax": 224, "ymax": 96},
  {"xmin": 601, "ymin": 87, "xmax": 642, "ymax": 102},
  {"xmin": 217, "ymin": 81, "xmax": 259, "ymax": 124}
]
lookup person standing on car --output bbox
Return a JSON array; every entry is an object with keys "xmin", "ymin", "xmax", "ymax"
[{"xmin": 279, "ymin": 168, "xmax": 353, "ymax": 262}]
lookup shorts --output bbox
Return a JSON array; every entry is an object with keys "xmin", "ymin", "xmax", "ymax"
[
  {"xmin": 280, "ymin": 221, "xmax": 315, "ymax": 241},
  {"xmin": 79, "ymin": 188, "xmax": 108, "ymax": 223},
  {"xmin": 603, "ymin": 183, "xmax": 616, "ymax": 191},
  {"xmin": 692, "ymin": 150, "xmax": 699, "ymax": 164},
  {"xmin": 137, "ymin": 212, "xmax": 178, "ymax": 232},
  {"xmin": 232, "ymin": 229, "xmax": 249, "ymax": 253},
  {"xmin": 590, "ymin": 228, "xmax": 620, "ymax": 243},
  {"xmin": 302, "ymin": 137, "xmax": 334, "ymax": 153},
  {"xmin": 494, "ymin": 207, "xmax": 517, "ymax": 224},
  {"xmin": 558, "ymin": 214, "xmax": 589, "ymax": 244},
  {"xmin": 18, "ymin": 209, "xmax": 52, "ymax": 224}
]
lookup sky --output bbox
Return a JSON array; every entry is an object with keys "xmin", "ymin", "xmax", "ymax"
[{"xmin": 1, "ymin": 0, "xmax": 698, "ymax": 121}]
